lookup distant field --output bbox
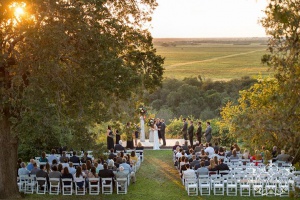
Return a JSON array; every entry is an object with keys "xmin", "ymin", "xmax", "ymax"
[{"xmin": 154, "ymin": 39, "xmax": 273, "ymax": 81}]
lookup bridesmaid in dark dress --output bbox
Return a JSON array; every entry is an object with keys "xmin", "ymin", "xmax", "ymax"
[
  {"xmin": 107, "ymin": 125, "xmax": 114, "ymax": 150},
  {"xmin": 115, "ymin": 129, "xmax": 121, "ymax": 145}
]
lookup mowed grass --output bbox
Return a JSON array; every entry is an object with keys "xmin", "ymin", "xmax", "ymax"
[
  {"xmin": 155, "ymin": 43, "xmax": 272, "ymax": 80},
  {"xmin": 24, "ymin": 150, "xmax": 289, "ymax": 200}
]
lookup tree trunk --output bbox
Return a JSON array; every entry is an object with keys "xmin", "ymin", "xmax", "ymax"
[{"xmin": 0, "ymin": 112, "xmax": 21, "ymax": 199}]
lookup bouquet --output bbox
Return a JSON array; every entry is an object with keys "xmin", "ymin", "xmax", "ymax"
[
  {"xmin": 147, "ymin": 118, "xmax": 155, "ymax": 127},
  {"xmin": 138, "ymin": 106, "xmax": 147, "ymax": 115}
]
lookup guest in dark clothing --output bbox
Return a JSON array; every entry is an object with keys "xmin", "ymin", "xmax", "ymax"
[
  {"xmin": 98, "ymin": 163, "xmax": 114, "ymax": 185},
  {"xmin": 108, "ymin": 148, "xmax": 116, "ymax": 160},
  {"xmin": 70, "ymin": 151, "xmax": 81, "ymax": 164},
  {"xmin": 61, "ymin": 167, "xmax": 73, "ymax": 185},
  {"xmin": 114, "ymin": 140, "xmax": 126, "ymax": 153},
  {"xmin": 36, "ymin": 165, "xmax": 49, "ymax": 188},
  {"xmin": 215, "ymin": 158, "xmax": 230, "ymax": 172}
]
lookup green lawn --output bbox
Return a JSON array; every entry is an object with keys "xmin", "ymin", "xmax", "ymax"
[
  {"xmin": 155, "ymin": 44, "xmax": 272, "ymax": 80},
  {"xmin": 25, "ymin": 150, "xmax": 291, "ymax": 200}
]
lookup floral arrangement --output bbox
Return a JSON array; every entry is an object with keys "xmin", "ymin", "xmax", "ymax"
[
  {"xmin": 138, "ymin": 106, "xmax": 147, "ymax": 115},
  {"xmin": 147, "ymin": 118, "xmax": 155, "ymax": 127}
]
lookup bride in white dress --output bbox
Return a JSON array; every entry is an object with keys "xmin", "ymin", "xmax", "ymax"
[{"xmin": 153, "ymin": 119, "xmax": 160, "ymax": 150}]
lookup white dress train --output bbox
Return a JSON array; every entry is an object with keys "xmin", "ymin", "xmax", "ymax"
[
  {"xmin": 140, "ymin": 116, "xmax": 145, "ymax": 142},
  {"xmin": 153, "ymin": 125, "xmax": 160, "ymax": 150}
]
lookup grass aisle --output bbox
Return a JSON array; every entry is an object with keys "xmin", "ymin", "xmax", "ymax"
[{"xmin": 25, "ymin": 150, "xmax": 290, "ymax": 199}]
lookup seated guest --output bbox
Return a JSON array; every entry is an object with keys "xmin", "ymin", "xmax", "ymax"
[
  {"xmin": 73, "ymin": 166, "xmax": 86, "ymax": 189},
  {"xmin": 81, "ymin": 152, "xmax": 92, "ymax": 164},
  {"xmin": 96, "ymin": 160, "xmax": 104, "ymax": 172},
  {"xmin": 18, "ymin": 162, "xmax": 30, "ymax": 176},
  {"xmin": 242, "ymin": 149, "xmax": 250, "ymax": 159},
  {"xmin": 48, "ymin": 149, "xmax": 58, "ymax": 165},
  {"xmin": 57, "ymin": 163, "xmax": 63, "ymax": 173},
  {"xmin": 98, "ymin": 163, "xmax": 115, "ymax": 185},
  {"xmin": 229, "ymin": 149, "xmax": 239, "ymax": 161},
  {"xmin": 30, "ymin": 162, "xmax": 39, "ymax": 175},
  {"xmin": 119, "ymin": 158, "xmax": 136, "ymax": 183},
  {"xmin": 86, "ymin": 160, "xmax": 92, "ymax": 171},
  {"xmin": 189, "ymin": 155, "xmax": 198, "ymax": 169},
  {"xmin": 199, "ymin": 149, "xmax": 206, "ymax": 160},
  {"xmin": 214, "ymin": 142, "xmax": 220, "ymax": 153},
  {"xmin": 211, "ymin": 150, "xmax": 220, "ymax": 160},
  {"xmin": 193, "ymin": 141, "xmax": 199, "ymax": 150},
  {"xmin": 69, "ymin": 151, "xmax": 80, "ymax": 164},
  {"xmin": 233, "ymin": 143, "xmax": 241, "ymax": 153},
  {"xmin": 215, "ymin": 158, "xmax": 230, "ymax": 172},
  {"xmin": 45, "ymin": 163, "xmax": 51, "ymax": 174},
  {"xmin": 226, "ymin": 146, "xmax": 234, "ymax": 158},
  {"xmin": 252, "ymin": 150, "xmax": 263, "ymax": 166},
  {"xmin": 27, "ymin": 159, "xmax": 35, "ymax": 171},
  {"xmin": 81, "ymin": 163, "xmax": 89, "ymax": 176},
  {"xmin": 88, "ymin": 166, "xmax": 98, "ymax": 185},
  {"xmin": 172, "ymin": 141, "xmax": 181, "ymax": 151},
  {"xmin": 49, "ymin": 165, "xmax": 61, "ymax": 185},
  {"xmin": 59, "ymin": 151, "xmax": 69, "ymax": 163},
  {"xmin": 108, "ymin": 148, "xmax": 116, "ymax": 160},
  {"xmin": 275, "ymin": 150, "xmax": 291, "ymax": 162},
  {"xmin": 68, "ymin": 162, "xmax": 76, "ymax": 175},
  {"xmin": 183, "ymin": 164, "xmax": 196, "ymax": 180},
  {"xmin": 36, "ymin": 165, "xmax": 49, "ymax": 188},
  {"xmin": 272, "ymin": 146, "xmax": 278, "ymax": 158},
  {"xmin": 196, "ymin": 161, "xmax": 209, "ymax": 176},
  {"xmin": 62, "ymin": 158, "xmax": 70, "ymax": 168},
  {"xmin": 180, "ymin": 157, "xmax": 189, "ymax": 178},
  {"xmin": 204, "ymin": 143, "xmax": 215, "ymax": 158},
  {"xmin": 115, "ymin": 166, "xmax": 128, "ymax": 190},
  {"xmin": 114, "ymin": 140, "xmax": 126, "ymax": 153},
  {"xmin": 218, "ymin": 147, "xmax": 226, "ymax": 157},
  {"xmin": 207, "ymin": 159, "xmax": 217, "ymax": 174},
  {"xmin": 130, "ymin": 151, "xmax": 138, "ymax": 166},
  {"xmin": 61, "ymin": 167, "xmax": 73, "ymax": 185},
  {"xmin": 108, "ymin": 159, "xmax": 116, "ymax": 171},
  {"xmin": 39, "ymin": 152, "xmax": 48, "ymax": 163}
]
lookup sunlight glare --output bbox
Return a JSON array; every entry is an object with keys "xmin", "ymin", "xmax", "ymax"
[{"xmin": 15, "ymin": 7, "xmax": 25, "ymax": 17}]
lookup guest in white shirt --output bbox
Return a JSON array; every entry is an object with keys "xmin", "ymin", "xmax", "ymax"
[{"xmin": 204, "ymin": 143, "xmax": 215, "ymax": 158}]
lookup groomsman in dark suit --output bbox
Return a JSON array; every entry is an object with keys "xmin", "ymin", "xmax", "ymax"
[
  {"xmin": 160, "ymin": 119, "xmax": 166, "ymax": 146},
  {"xmin": 188, "ymin": 120, "xmax": 194, "ymax": 147},
  {"xmin": 182, "ymin": 118, "xmax": 188, "ymax": 142},
  {"xmin": 157, "ymin": 118, "xmax": 162, "ymax": 144},
  {"xmin": 196, "ymin": 121, "xmax": 202, "ymax": 143}
]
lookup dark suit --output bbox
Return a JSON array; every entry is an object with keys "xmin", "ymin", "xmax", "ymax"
[
  {"xmin": 215, "ymin": 163, "xmax": 230, "ymax": 172},
  {"xmin": 160, "ymin": 122, "xmax": 166, "ymax": 145},
  {"xmin": 69, "ymin": 156, "xmax": 80, "ymax": 164},
  {"xmin": 196, "ymin": 125, "xmax": 202, "ymax": 143},
  {"xmin": 114, "ymin": 144, "xmax": 125, "ymax": 153},
  {"xmin": 188, "ymin": 124, "xmax": 194, "ymax": 147},
  {"xmin": 205, "ymin": 125, "xmax": 212, "ymax": 142},
  {"xmin": 182, "ymin": 121, "xmax": 188, "ymax": 140},
  {"xmin": 98, "ymin": 169, "xmax": 115, "ymax": 185},
  {"xmin": 157, "ymin": 121, "xmax": 162, "ymax": 139}
]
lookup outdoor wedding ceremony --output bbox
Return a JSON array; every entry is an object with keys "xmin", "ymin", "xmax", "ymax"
[{"xmin": 1, "ymin": 0, "xmax": 300, "ymax": 199}]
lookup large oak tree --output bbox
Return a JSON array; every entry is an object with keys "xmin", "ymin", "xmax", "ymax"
[{"xmin": 0, "ymin": 0, "xmax": 163, "ymax": 198}]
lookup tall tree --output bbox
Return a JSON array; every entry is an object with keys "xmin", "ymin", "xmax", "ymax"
[
  {"xmin": 0, "ymin": 0, "xmax": 163, "ymax": 198},
  {"xmin": 221, "ymin": 0, "xmax": 300, "ymax": 163}
]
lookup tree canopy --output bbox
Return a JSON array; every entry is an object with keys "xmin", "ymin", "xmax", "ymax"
[
  {"xmin": 221, "ymin": 0, "xmax": 300, "ymax": 163},
  {"xmin": 0, "ymin": 0, "xmax": 163, "ymax": 198}
]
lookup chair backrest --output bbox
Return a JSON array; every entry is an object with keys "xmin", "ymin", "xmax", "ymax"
[
  {"xmin": 101, "ymin": 177, "xmax": 112, "ymax": 185},
  {"xmin": 89, "ymin": 178, "xmax": 99, "ymax": 183},
  {"xmin": 61, "ymin": 178, "xmax": 73, "ymax": 185}
]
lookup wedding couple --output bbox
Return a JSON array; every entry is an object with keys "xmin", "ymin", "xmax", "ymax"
[{"xmin": 151, "ymin": 118, "xmax": 165, "ymax": 150}]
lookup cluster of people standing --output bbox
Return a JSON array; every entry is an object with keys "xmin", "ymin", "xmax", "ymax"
[
  {"xmin": 106, "ymin": 122, "xmax": 140, "ymax": 150},
  {"xmin": 181, "ymin": 118, "xmax": 212, "ymax": 147}
]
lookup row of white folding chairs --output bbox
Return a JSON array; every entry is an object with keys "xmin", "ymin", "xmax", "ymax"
[
  {"xmin": 18, "ymin": 175, "xmax": 128, "ymax": 195},
  {"xmin": 184, "ymin": 173, "xmax": 291, "ymax": 197}
]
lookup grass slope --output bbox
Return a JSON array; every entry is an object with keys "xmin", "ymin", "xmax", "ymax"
[
  {"xmin": 25, "ymin": 150, "xmax": 289, "ymax": 200},
  {"xmin": 156, "ymin": 44, "xmax": 272, "ymax": 80}
]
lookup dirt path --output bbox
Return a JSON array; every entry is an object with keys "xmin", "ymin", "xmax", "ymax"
[{"xmin": 166, "ymin": 49, "xmax": 266, "ymax": 69}]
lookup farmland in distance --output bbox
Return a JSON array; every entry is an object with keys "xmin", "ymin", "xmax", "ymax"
[{"xmin": 154, "ymin": 38, "xmax": 273, "ymax": 81}]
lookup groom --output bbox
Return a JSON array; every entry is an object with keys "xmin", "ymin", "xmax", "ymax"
[{"xmin": 182, "ymin": 118, "xmax": 188, "ymax": 143}]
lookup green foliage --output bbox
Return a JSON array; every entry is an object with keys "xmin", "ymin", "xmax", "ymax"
[{"xmin": 147, "ymin": 76, "xmax": 256, "ymax": 121}]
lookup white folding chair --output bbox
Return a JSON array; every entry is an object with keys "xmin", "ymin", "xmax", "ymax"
[
  {"xmin": 252, "ymin": 176, "xmax": 264, "ymax": 196},
  {"xmin": 226, "ymin": 176, "xmax": 237, "ymax": 196},
  {"xmin": 75, "ymin": 180, "xmax": 86, "ymax": 195},
  {"xmin": 61, "ymin": 178, "xmax": 73, "ymax": 195},
  {"xmin": 265, "ymin": 176, "xmax": 278, "ymax": 196},
  {"xmin": 198, "ymin": 177, "xmax": 210, "ymax": 195},
  {"xmin": 279, "ymin": 177, "xmax": 289, "ymax": 197},
  {"xmin": 25, "ymin": 176, "xmax": 36, "ymax": 194},
  {"xmin": 36, "ymin": 177, "xmax": 47, "ymax": 194},
  {"xmin": 185, "ymin": 178, "xmax": 198, "ymax": 196},
  {"xmin": 240, "ymin": 176, "xmax": 251, "ymax": 196},
  {"xmin": 101, "ymin": 178, "xmax": 113, "ymax": 194},
  {"xmin": 18, "ymin": 175, "xmax": 29, "ymax": 192},
  {"xmin": 89, "ymin": 178, "xmax": 100, "ymax": 195},
  {"xmin": 213, "ymin": 177, "xmax": 224, "ymax": 195},
  {"xmin": 116, "ymin": 178, "xmax": 127, "ymax": 194},
  {"xmin": 49, "ymin": 178, "xmax": 60, "ymax": 195}
]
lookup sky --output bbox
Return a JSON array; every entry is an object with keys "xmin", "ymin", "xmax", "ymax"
[{"xmin": 149, "ymin": 0, "xmax": 268, "ymax": 38}]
